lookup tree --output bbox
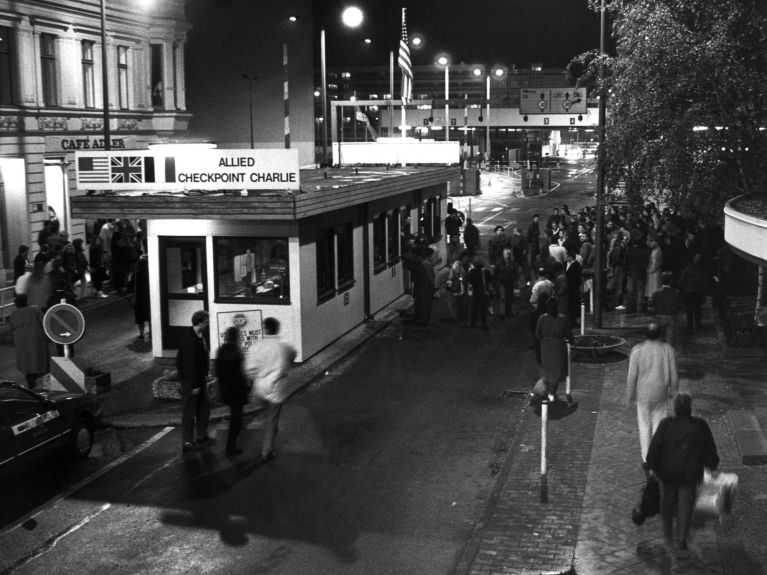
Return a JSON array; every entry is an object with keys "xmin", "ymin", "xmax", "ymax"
[{"xmin": 571, "ymin": 0, "xmax": 767, "ymax": 218}]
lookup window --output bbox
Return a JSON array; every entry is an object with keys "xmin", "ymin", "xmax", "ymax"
[
  {"xmin": 40, "ymin": 34, "xmax": 58, "ymax": 106},
  {"xmin": 81, "ymin": 41, "xmax": 95, "ymax": 108},
  {"xmin": 337, "ymin": 222, "xmax": 354, "ymax": 289},
  {"xmin": 0, "ymin": 26, "xmax": 15, "ymax": 105},
  {"xmin": 213, "ymin": 237, "xmax": 290, "ymax": 302},
  {"xmin": 316, "ymin": 228, "xmax": 335, "ymax": 302},
  {"xmin": 421, "ymin": 196, "xmax": 441, "ymax": 242},
  {"xmin": 151, "ymin": 44, "xmax": 163, "ymax": 108},
  {"xmin": 387, "ymin": 209, "xmax": 400, "ymax": 263},
  {"xmin": 372, "ymin": 214, "xmax": 386, "ymax": 272},
  {"xmin": 117, "ymin": 45, "xmax": 128, "ymax": 109}
]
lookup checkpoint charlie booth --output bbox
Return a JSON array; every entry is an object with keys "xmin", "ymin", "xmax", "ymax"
[{"xmin": 71, "ymin": 146, "xmax": 460, "ymax": 362}]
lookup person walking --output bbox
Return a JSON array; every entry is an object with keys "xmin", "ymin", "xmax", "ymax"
[
  {"xmin": 495, "ymin": 248, "xmax": 518, "ymax": 319},
  {"xmin": 176, "ymin": 310, "xmax": 212, "ymax": 453},
  {"xmin": 9, "ymin": 293, "xmax": 50, "ymax": 389},
  {"xmin": 535, "ymin": 297, "xmax": 573, "ymax": 400},
  {"xmin": 215, "ymin": 326, "xmax": 251, "ymax": 456},
  {"xmin": 625, "ymin": 321, "xmax": 679, "ymax": 465},
  {"xmin": 527, "ymin": 214, "xmax": 541, "ymax": 276},
  {"xmin": 646, "ymin": 393, "xmax": 719, "ymax": 551},
  {"xmin": 625, "ymin": 239, "xmax": 650, "ymax": 313},
  {"xmin": 132, "ymin": 253, "xmax": 151, "ymax": 340},
  {"xmin": 89, "ymin": 234, "xmax": 109, "ymax": 298},
  {"xmin": 644, "ymin": 237, "xmax": 664, "ymax": 310},
  {"xmin": 247, "ymin": 317, "xmax": 296, "ymax": 462},
  {"xmin": 13, "ymin": 244, "xmax": 30, "ymax": 283},
  {"xmin": 565, "ymin": 250, "xmax": 582, "ymax": 328},
  {"xmin": 652, "ymin": 272, "xmax": 681, "ymax": 346},
  {"xmin": 467, "ymin": 256, "xmax": 492, "ymax": 329}
]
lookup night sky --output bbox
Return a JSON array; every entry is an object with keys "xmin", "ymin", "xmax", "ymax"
[{"xmin": 317, "ymin": 0, "xmax": 608, "ymax": 69}]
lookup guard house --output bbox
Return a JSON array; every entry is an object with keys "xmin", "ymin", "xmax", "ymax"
[{"xmin": 71, "ymin": 147, "xmax": 460, "ymax": 362}]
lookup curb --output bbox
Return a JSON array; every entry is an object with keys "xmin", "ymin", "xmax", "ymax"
[{"xmin": 100, "ymin": 300, "xmax": 406, "ymax": 429}]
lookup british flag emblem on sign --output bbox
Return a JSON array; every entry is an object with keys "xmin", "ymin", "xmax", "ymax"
[{"xmin": 110, "ymin": 156, "xmax": 144, "ymax": 184}]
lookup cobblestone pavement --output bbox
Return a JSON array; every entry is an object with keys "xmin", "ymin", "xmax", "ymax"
[{"xmin": 460, "ymin": 303, "xmax": 767, "ymax": 575}]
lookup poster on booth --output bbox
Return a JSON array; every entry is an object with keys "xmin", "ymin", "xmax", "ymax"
[{"xmin": 216, "ymin": 310, "xmax": 263, "ymax": 367}]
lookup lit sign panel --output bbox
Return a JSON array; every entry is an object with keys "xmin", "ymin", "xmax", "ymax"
[
  {"xmin": 520, "ymin": 89, "xmax": 587, "ymax": 115},
  {"xmin": 75, "ymin": 149, "xmax": 300, "ymax": 191}
]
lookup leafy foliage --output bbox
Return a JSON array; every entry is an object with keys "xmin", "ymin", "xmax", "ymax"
[{"xmin": 572, "ymin": 0, "xmax": 767, "ymax": 219}]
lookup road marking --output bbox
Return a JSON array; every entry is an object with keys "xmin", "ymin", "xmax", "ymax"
[
  {"xmin": 0, "ymin": 426, "xmax": 174, "ymax": 538},
  {"xmin": 491, "ymin": 207, "xmax": 503, "ymax": 212}
]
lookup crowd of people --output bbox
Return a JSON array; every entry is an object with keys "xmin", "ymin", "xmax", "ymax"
[{"xmin": 9, "ymin": 217, "xmax": 151, "ymax": 389}]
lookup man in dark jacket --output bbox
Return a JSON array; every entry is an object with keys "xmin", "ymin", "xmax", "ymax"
[
  {"xmin": 177, "ymin": 310, "xmax": 211, "ymax": 452},
  {"xmin": 678, "ymin": 252, "xmax": 708, "ymax": 332},
  {"xmin": 646, "ymin": 392, "xmax": 719, "ymax": 551},
  {"xmin": 463, "ymin": 218, "xmax": 480, "ymax": 258},
  {"xmin": 215, "ymin": 326, "xmax": 251, "ymax": 455}
]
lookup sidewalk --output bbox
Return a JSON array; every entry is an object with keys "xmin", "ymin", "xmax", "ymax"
[{"xmin": 458, "ymin": 302, "xmax": 767, "ymax": 575}]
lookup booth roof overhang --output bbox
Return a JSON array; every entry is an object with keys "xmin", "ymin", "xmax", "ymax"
[{"xmin": 71, "ymin": 165, "xmax": 462, "ymax": 221}]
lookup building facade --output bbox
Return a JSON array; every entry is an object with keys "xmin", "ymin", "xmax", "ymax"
[{"xmin": 0, "ymin": 0, "xmax": 191, "ymax": 272}]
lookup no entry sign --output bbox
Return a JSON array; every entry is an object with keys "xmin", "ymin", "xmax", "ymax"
[{"xmin": 43, "ymin": 303, "xmax": 86, "ymax": 345}]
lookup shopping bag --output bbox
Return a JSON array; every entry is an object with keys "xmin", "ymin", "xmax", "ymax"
[
  {"xmin": 693, "ymin": 470, "xmax": 738, "ymax": 521},
  {"xmin": 632, "ymin": 475, "xmax": 660, "ymax": 525}
]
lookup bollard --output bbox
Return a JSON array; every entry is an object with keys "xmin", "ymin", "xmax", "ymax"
[
  {"xmin": 540, "ymin": 399, "xmax": 549, "ymax": 503},
  {"xmin": 581, "ymin": 301, "xmax": 586, "ymax": 336}
]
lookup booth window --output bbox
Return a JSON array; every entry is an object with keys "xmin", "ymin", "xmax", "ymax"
[
  {"xmin": 214, "ymin": 237, "xmax": 290, "ymax": 303},
  {"xmin": 40, "ymin": 34, "xmax": 58, "ymax": 107},
  {"xmin": 373, "ymin": 214, "xmax": 386, "ymax": 273},
  {"xmin": 387, "ymin": 209, "xmax": 400, "ymax": 264},
  {"xmin": 337, "ymin": 222, "xmax": 354, "ymax": 291},
  {"xmin": 316, "ymin": 228, "xmax": 335, "ymax": 303}
]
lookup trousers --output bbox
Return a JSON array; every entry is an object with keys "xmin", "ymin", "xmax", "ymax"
[
  {"xmin": 660, "ymin": 480, "xmax": 696, "ymax": 544},
  {"xmin": 637, "ymin": 399, "xmax": 669, "ymax": 462}
]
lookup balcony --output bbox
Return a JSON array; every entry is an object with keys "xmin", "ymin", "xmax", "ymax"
[{"xmin": 724, "ymin": 194, "xmax": 767, "ymax": 266}]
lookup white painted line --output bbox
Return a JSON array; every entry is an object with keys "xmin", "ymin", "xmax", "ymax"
[
  {"xmin": 491, "ymin": 207, "xmax": 503, "ymax": 212},
  {"xmin": 0, "ymin": 426, "xmax": 174, "ymax": 537}
]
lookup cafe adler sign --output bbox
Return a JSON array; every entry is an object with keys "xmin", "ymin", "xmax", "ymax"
[{"xmin": 75, "ymin": 149, "xmax": 300, "ymax": 192}]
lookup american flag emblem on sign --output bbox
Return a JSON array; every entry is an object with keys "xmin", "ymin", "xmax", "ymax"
[
  {"xmin": 77, "ymin": 156, "xmax": 110, "ymax": 183},
  {"xmin": 110, "ymin": 156, "xmax": 144, "ymax": 184}
]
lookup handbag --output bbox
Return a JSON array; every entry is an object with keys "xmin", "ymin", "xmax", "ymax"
[
  {"xmin": 632, "ymin": 474, "xmax": 660, "ymax": 525},
  {"xmin": 693, "ymin": 470, "xmax": 738, "ymax": 521}
]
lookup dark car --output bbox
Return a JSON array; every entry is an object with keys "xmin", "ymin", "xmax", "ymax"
[{"xmin": 0, "ymin": 380, "xmax": 102, "ymax": 470}]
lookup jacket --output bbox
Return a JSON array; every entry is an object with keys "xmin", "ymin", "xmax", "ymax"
[
  {"xmin": 176, "ymin": 327, "xmax": 209, "ymax": 389},
  {"xmin": 646, "ymin": 414, "xmax": 719, "ymax": 485}
]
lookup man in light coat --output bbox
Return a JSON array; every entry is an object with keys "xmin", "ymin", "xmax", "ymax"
[
  {"xmin": 626, "ymin": 321, "xmax": 679, "ymax": 465},
  {"xmin": 247, "ymin": 317, "xmax": 296, "ymax": 462}
]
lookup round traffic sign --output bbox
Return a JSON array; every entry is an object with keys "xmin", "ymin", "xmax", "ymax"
[{"xmin": 43, "ymin": 303, "xmax": 86, "ymax": 345}]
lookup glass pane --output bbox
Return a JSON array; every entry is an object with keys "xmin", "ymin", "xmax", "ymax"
[
  {"xmin": 165, "ymin": 243, "xmax": 204, "ymax": 294},
  {"xmin": 214, "ymin": 237, "xmax": 289, "ymax": 301}
]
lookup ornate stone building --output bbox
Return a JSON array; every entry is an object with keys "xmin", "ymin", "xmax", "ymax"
[{"xmin": 0, "ymin": 0, "xmax": 190, "ymax": 269}]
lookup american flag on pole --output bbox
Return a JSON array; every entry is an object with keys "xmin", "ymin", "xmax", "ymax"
[{"xmin": 398, "ymin": 7, "xmax": 413, "ymax": 104}]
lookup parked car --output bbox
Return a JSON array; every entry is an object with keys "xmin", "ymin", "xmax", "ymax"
[{"xmin": 0, "ymin": 380, "xmax": 102, "ymax": 470}]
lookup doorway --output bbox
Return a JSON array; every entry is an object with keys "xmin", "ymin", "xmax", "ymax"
[{"xmin": 159, "ymin": 236, "xmax": 207, "ymax": 349}]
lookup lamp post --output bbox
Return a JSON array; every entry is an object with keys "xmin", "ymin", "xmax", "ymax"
[
  {"xmin": 436, "ymin": 55, "xmax": 450, "ymax": 141},
  {"xmin": 242, "ymin": 74, "xmax": 257, "ymax": 149},
  {"xmin": 296, "ymin": 7, "xmax": 363, "ymax": 167},
  {"xmin": 473, "ymin": 65, "xmax": 507, "ymax": 161},
  {"xmin": 100, "ymin": 0, "xmax": 110, "ymax": 151},
  {"xmin": 593, "ymin": 0, "xmax": 607, "ymax": 328}
]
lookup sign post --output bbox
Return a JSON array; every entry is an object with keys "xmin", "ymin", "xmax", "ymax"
[{"xmin": 43, "ymin": 302, "xmax": 86, "ymax": 358}]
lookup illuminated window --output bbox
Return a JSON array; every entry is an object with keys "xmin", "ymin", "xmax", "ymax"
[{"xmin": 213, "ymin": 237, "xmax": 290, "ymax": 302}]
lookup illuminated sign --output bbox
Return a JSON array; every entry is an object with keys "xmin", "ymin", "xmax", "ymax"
[
  {"xmin": 520, "ymin": 89, "xmax": 587, "ymax": 115},
  {"xmin": 75, "ymin": 149, "xmax": 300, "ymax": 191}
]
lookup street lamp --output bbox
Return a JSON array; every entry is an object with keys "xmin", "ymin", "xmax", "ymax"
[
  {"xmin": 100, "ymin": 0, "xmax": 110, "ymax": 151},
  {"xmin": 593, "ymin": 0, "xmax": 607, "ymax": 328},
  {"xmin": 291, "ymin": 7, "xmax": 363, "ymax": 167},
  {"xmin": 436, "ymin": 54, "xmax": 450, "ymax": 142},
  {"xmin": 473, "ymin": 65, "xmax": 506, "ymax": 161},
  {"xmin": 242, "ymin": 74, "xmax": 257, "ymax": 149}
]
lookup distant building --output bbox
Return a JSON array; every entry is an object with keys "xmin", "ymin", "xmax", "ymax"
[{"xmin": 0, "ymin": 0, "xmax": 190, "ymax": 268}]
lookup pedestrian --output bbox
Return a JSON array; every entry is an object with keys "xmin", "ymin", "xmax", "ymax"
[
  {"xmin": 608, "ymin": 233, "xmax": 628, "ymax": 310},
  {"xmin": 444, "ymin": 207, "xmax": 462, "ymax": 264},
  {"xmin": 678, "ymin": 253, "xmax": 708, "ymax": 333},
  {"xmin": 24, "ymin": 253, "xmax": 54, "ymax": 310},
  {"xmin": 527, "ymin": 214, "xmax": 541, "ymax": 277},
  {"xmin": 565, "ymin": 250, "xmax": 582, "ymax": 328},
  {"xmin": 495, "ymin": 248, "xmax": 517, "ymax": 319},
  {"xmin": 651, "ymin": 272, "xmax": 681, "ymax": 346},
  {"xmin": 529, "ymin": 267, "xmax": 554, "ymax": 308},
  {"xmin": 89, "ymin": 234, "xmax": 109, "ymax": 298},
  {"xmin": 644, "ymin": 237, "xmax": 663, "ymax": 307},
  {"xmin": 133, "ymin": 253, "xmax": 151, "ymax": 340},
  {"xmin": 646, "ymin": 392, "xmax": 719, "ymax": 551},
  {"xmin": 13, "ymin": 244, "xmax": 30, "ymax": 283},
  {"xmin": 467, "ymin": 256, "xmax": 492, "ymax": 329},
  {"xmin": 215, "ymin": 326, "xmax": 251, "ymax": 456},
  {"xmin": 247, "ymin": 317, "xmax": 296, "ymax": 462},
  {"xmin": 9, "ymin": 293, "xmax": 50, "ymax": 389},
  {"xmin": 625, "ymin": 321, "xmax": 679, "ymax": 465},
  {"xmin": 535, "ymin": 296, "xmax": 573, "ymax": 400},
  {"xmin": 411, "ymin": 247, "xmax": 436, "ymax": 325},
  {"xmin": 488, "ymin": 225, "xmax": 510, "ymax": 270},
  {"xmin": 463, "ymin": 218, "xmax": 480, "ymax": 258},
  {"xmin": 71, "ymin": 239, "xmax": 90, "ymax": 298},
  {"xmin": 625, "ymin": 240, "xmax": 650, "ymax": 313},
  {"xmin": 176, "ymin": 310, "xmax": 212, "ymax": 453}
]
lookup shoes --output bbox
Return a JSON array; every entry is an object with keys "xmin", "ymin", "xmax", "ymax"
[
  {"xmin": 261, "ymin": 450, "xmax": 275, "ymax": 463},
  {"xmin": 182, "ymin": 442, "xmax": 200, "ymax": 453},
  {"xmin": 97, "ymin": 291, "xmax": 108, "ymax": 298},
  {"xmin": 195, "ymin": 435, "xmax": 215, "ymax": 446},
  {"xmin": 225, "ymin": 446, "xmax": 243, "ymax": 456},
  {"xmin": 615, "ymin": 305, "xmax": 626, "ymax": 311}
]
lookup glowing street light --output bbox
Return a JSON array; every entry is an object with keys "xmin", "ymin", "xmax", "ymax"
[{"xmin": 436, "ymin": 54, "xmax": 450, "ymax": 142}]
